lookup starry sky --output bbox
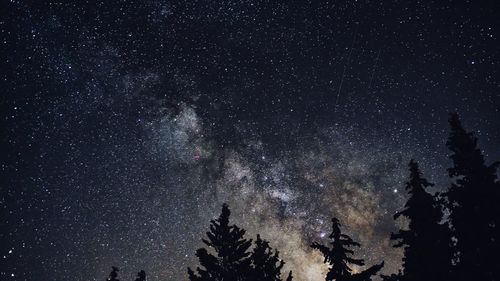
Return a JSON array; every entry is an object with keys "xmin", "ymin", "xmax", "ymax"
[{"xmin": 1, "ymin": 1, "xmax": 499, "ymax": 281}]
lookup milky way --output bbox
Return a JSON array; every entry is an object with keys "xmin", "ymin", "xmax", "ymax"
[
  {"xmin": 2, "ymin": 1, "xmax": 499, "ymax": 281},
  {"xmin": 145, "ymin": 104, "xmax": 413, "ymax": 280}
]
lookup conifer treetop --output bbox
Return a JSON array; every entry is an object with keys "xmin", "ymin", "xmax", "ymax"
[{"xmin": 311, "ymin": 218, "xmax": 383, "ymax": 281}]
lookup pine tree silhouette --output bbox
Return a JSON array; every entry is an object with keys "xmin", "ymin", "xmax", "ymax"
[
  {"xmin": 380, "ymin": 270, "xmax": 402, "ymax": 281},
  {"xmin": 188, "ymin": 203, "xmax": 253, "ymax": 281},
  {"xmin": 106, "ymin": 266, "xmax": 120, "ymax": 281},
  {"xmin": 134, "ymin": 270, "xmax": 146, "ymax": 281},
  {"xmin": 387, "ymin": 160, "xmax": 452, "ymax": 281},
  {"xmin": 249, "ymin": 234, "xmax": 292, "ymax": 281},
  {"xmin": 311, "ymin": 218, "xmax": 384, "ymax": 281},
  {"xmin": 445, "ymin": 113, "xmax": 500, "ymax": 281}
]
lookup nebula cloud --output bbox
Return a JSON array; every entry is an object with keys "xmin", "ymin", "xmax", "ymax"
[{"xmin": 143, "ymin": 105, "xmax": 408, "ymax": 280}]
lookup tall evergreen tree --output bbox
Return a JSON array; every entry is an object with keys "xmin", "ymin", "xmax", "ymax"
[
  {"xmin": 249, "ymin": 234, "xmax": 292, "ymax": 281},
  {"xmin": 106, "ymin": 266, "xmax": 120, "ymax": 281},
  {"xmin": 388, "ymin": 160, "xmax": 452, "ymax": 281},
  {"xmin": 445, "ymin": 113, "xmax": 499, "ymax": 281},
  {"xmin": 188, "ymin": 204, "xmax": 253, "ymax": 281},
  {"xmin": 311, "ymin": 218, "xmax": 384, "ymax": 281},
  {"xmin": 134, "ymin": 270, "xmax": 146, "ymax": 281}
]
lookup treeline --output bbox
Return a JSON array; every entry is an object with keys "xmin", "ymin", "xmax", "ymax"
[
  {"xmin": 106, "ymin": 267, "xmax": 145, "ymax": 281},
  {"xmin": 105, "ymin": 113, "xmax": 499, "ymax": 281}
]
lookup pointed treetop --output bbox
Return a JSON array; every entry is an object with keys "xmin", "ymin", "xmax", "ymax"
[
  {"xmin": 220, "ymin": 203, "xmax": 230, "ymax": 223},
  {"xmin": 188, "ymin": 203, "xmax": 253, "ymax": 281},
  {"xmin": 406, "ymin": 159, "xmax": 434, "ymax": 191},
  {"xmin": 389, "ymin": 160, "xmax": 453, "ymax": 281},
  {"xmin": 312, "ymin": 217, "xmax": 383, "ymax": 281},
  {"xmin": 106, "ymin": 267, "xmax": 120, "ymax": 281},
  {"xmin": 446, "ymin": 112, "xmax": 497, "ymax": 178},
  {"xmin": 250, "ymin": 234, "xmax": 288, "ymax": 281},
  {"xmin": 329, "ymin": 218, "xmax": 341, "ymax": 239},
  {"xmin": 448, "ymin": 113, "xmax": 464, "ymax": 133},
  {"xmin": 134, "ymin": 270, "xmax": 146, "ymax": 281}
]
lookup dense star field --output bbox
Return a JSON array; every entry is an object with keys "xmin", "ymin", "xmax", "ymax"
[{"xmin": 1, "ymin": 1, "xmax": 499, "ymax": 281}]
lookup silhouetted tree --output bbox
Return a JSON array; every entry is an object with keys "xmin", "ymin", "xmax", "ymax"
[
  {"xmin": 106, "ymin": 266, "xmax": 120, "ymax": 281},
  {"xmin": 311, "ymin": 218, "xmax": 384, "ymax": 281},
  {"xmin": 388, "ymin": 160, "xmax": 452, "ymax": 281},
  {"xmin": 134, "ymin": 270, "xmax": 146, "ymax": 281},
  {"xmin": 188, "ymin": 203, "xmax": 252, "ymax": 281},
  {"xmin": 249, "ymin": 234, "xmax": 292, "ymax": 281},
  {"xmin": 380, "ymin": 270, "xmax": 402, "ymax": 281},
  {"xmin": 445, "ymin": 113, "xmax": 500, "ymax": 281}
]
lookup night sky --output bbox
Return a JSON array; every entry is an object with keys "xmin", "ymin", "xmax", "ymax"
[{"xmin": 1, "ymin": 1, "xmax": 499, "ymax": 281}]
